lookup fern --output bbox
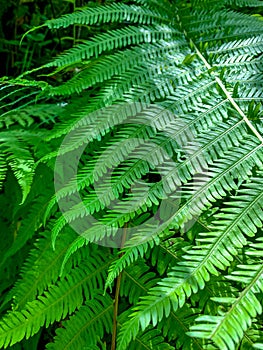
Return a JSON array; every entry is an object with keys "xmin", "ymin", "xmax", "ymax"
[
  {"xmin": 0, "ymin": 251, "xmax": 113, "ymax": 348},
  {"xmin": 0, "ymin": 0, "xmax": 263, "ymax": 349},
  {"xmin": 189, "ymin": 239, "xmax": 263, "ymax": 349},
  {"xmin": 45, "ymin": 25, "xmax": 180, "ymax": 68},
  {"xmin": 46, "ymin": 293, "xmax": 113, "ymax": 350},
  {"xmin": 0, "ymin": 154, "xmax": 6, "ymax": 190},
  {"xmin": 45, "ymin": 3, "xmax": 170, "ymax": 28}
]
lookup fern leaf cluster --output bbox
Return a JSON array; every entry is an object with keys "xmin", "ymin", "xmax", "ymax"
[{"xmin": 0, "ymin": 0, "xmax": 263, "ymax": 349}]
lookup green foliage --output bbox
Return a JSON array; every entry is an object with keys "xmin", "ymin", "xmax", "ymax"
[
  {"xmin": 0, "ymin": 0, "xmax": 81, "ymax": 77},
  {"xmin": 0, "ymin": 0, "xmax": 263, "ymax": 349}
]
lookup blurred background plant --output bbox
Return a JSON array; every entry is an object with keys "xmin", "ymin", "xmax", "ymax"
[{"xmin": 0, "ymin": 0, "xmax": 100, "ymax": 77}]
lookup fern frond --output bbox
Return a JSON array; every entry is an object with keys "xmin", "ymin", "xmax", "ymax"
[
  {"xmin": 82, "ymin": 137, "xmax": 261, "ymax": 285},
  {"xmin": 50, "ymin": 118, "xmax": 261, "ymax": 249},
  {"xmin": 241, "ymin": 323, "xmax": 263, "ymax": 349},
  {"xmin": 120, "ymin": 259, "xmax": 160, "ymax": 304},
  {"xmin": 45, "ymin": 110, "xmax": 240, "ymax": 222},
  {"xmin": 105, "ymin": 238, "xmax": 186, "ymax": 291},
  {"xmin": 0, "ymin": 154, "xmax": 6, "ymax": 190},
  {"xmin": 133, "ymin": 0, "xmax": 174, "ymax": 14},
  {"xmin": 0, "ymin": 163, "xmax": 54, "ymax": 267},
  {"xmin": 230, "ymin": 0, "xmax": 263, "ymax": 6},
  {"xmin": 45, "ymin": 3, "xmax": 170, "ymax": 29},
  {"xmin": 124, "ymin": 139, "xmax": 262, "ymax": 248},
  {"xmin": 2, "ymin": 227, "xmax": 76, "ymax": 311},
  {"xmin": 49, "ymin": 40, "xmax": 187, "ymax": 96},
  {"xmin": 117, "ymin": 176, "xmax": 263, "ymax": 348},
  {"xmin": 0, "ymin": 256, "xmax": 112, "ymax": 348},
  {"xmin": 0, "ymin": 79, "xmax": 48, "ymax": 92},
  {"xmin": 189, "ymin": 260, "xmax": 263, "ymax": 350},
  {"xmin": 158, "ymin": 304, "xmax": 204, "ymax": 350},
  {"xmin": 46, "ymin": 25, "xmax": 180, "ymax": 68},
  {"xmin": 128, "ymin": 327, "xmax": 174, "ymax": 350},
  {"xmin": 46, "ymin": 293, "xmax": 113, "ymax": 350},
  {"xmin": 0, "ymin": 132, "xmax": 35, "ymax": 203},
  {"xmin": 146, "ymin": 239, "xmax": 186, "ymax": 275},
  {"xmin": 105, "ymin": 239, "xmax": 159, "ymax": 292},
  {"xmin": 119, "ymin": 310, "xmax": 174, "ymax": 350},
  {"xmin": 0, "ymin": 104, "xmax": 61, "ymax": 129}
]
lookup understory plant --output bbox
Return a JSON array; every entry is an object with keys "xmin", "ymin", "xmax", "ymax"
[{"xmin": 0, "ymin": 0, "xmax": 263, "ymax": 349}]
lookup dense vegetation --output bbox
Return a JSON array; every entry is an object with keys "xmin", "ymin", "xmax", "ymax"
[{"xmin": 0, "ymin": 0, "xmax": 263, "ymax": 349}]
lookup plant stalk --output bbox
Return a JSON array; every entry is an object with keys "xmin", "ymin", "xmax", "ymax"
[{"xmin": 110, "ymin": 223, "xmax": 128, "ymax": 350}]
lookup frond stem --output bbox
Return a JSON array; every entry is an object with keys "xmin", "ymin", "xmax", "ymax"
[
  {"xmin": 191, "ymin": 40, "xmax": 263, "ymax": 144},
  {"xmin": 110, "ymin": 222, "xmax": 128, "ymax": 350},
  {"xmin": 175, "ymin": 12, "xmax": 263, "ymax": 145}
]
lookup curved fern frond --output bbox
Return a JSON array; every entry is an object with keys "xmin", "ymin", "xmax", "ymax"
[
  {"xmin": 2, "ymin": 227, "xmax": 76, "ymax": 311},
  {"xmin": 49, "ymin": 40, "xmax": 187, "ymax": 96},
  {"xmin": 45, "ymin": 3, "xmax": 170, "ymax": 29},
  {"xmin": 0, "ymin": 255, "xmax": 112, "ymax": 348},
  {"xmin": 117, "ymin": 176, "xmax": 263, "ymax": 348},
  {"xmin": 46, "ymin": 293, "xmax": 113, "ymax": 350},
  {"xmin": 0, "ymin": 132, "xmax": 35, "ymax": 203},
  {"xmin": 0, "ymin": 163, "xmax": 54, "ymax": 268},
  {"xmin": 189, "ymin": 258, "xmax": 263, "ymax": 350},
  {"xmin": 105, "ymin": 238, "xmax": 187, "ymax": 291},
  {"xmin": 46, "ymin": 25, "xmax": 180, "ymax": 68}
]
